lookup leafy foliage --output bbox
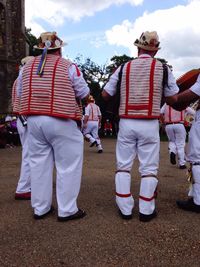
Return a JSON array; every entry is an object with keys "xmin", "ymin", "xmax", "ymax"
[
  {"xmin": 74, "ymin": 55, "xmax": 107, "ymax": 85},
  {"xmin": 25, "ymin": 28, "xmax": 41, "ymax": 56},
  {"xmin": 106, "ymin": 54, "xmax": 134, "ymax": 76}
]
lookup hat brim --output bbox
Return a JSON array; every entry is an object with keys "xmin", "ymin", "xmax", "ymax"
[
  {"xmin": 21, "ymin": 56, "xmax": 34, "ymax": 65},
  {"xmin": 33, "ymin": 42, "xmax": 67, "ymax": 50},
  {"xmin": 134, "ymin": 42, "xmax": 161, "ymax": 52}
]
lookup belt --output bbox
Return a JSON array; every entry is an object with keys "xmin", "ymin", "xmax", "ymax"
[{"xmin": 165, "ymin": 122, "xmax": 183, "ymax": 125}]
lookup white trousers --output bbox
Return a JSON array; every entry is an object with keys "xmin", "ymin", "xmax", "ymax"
[
  {"xmin": 165, "ymin": 123, "xmax": 186, "ymax": 166},
  {"xmin": 27, "ymin": 116, "xmax": 84, "ymax": 217},
  {"xmin": 186, "ymin": 110, "xmax": 200, "ymax": 204},
  {"xmin": 115, "ymin": 119, "xmax": 159, "ymax": 215},
  {"xmin": 83, "ymin": 121, "xmax": 102, "ymax": 150},
  {"xmin": 16, "ymin": 118, "xmax": 31, "ymax": 193}
]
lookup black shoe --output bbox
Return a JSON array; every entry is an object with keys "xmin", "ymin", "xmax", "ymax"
[
  {"xmin": 15, "ymin": 192, "xmax": 31, "ymax": 200},
  {"xmin": 118, "ymin": 210, "xmax": 132, "ymax": 220},
  {"xmin": 176, "ymin": 198, "xmax": 200, "ymax": 213},
  {"xmin": 179, "ymin": 165, "xmax": 187, "ymax": 169},
  {"xmin": 90, "ymin": 141, "xmax": 97, "ymax": 147},
  {"xmin": 98, "ymin": 149, "xmax": 103, "ymax": 153},
  {"xmin": 170, "ymin": 152, "xmax": 176, "ymax": 165},
  {"xmin": 34, "ymin": 206, "xmax": 54, "ymax": 220},
  {"xmin": 139, "ymin": 211, "xmax": 157, "ymax": 222},
  {"xmin": 57, "ymin": 209, "xmax": 86, "ymax": 222}
]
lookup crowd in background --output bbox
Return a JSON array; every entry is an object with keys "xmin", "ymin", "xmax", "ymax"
[
  {"xmin": 0, "ymin": 113, "xmax": 116, "ymax": 149},
  {"xmin": 0, "ymin": 114, "xmax": 20, "ymax": 148},
  {"xmin": 0, "ymin": 111, "xmax": 194, "ymax": 150}
]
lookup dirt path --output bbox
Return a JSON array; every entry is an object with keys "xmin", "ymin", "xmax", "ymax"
[{"xmin": 0, "ymin": 139, "xmax": 200, "ymax": 267}]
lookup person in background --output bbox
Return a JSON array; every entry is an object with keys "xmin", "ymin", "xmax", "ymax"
[
  {"xmin": 160, "ymin": 103, "xmax": 195, "ymax": 169},
  {"xmin": 17, "ymin": 31, "xmax": 90, "ymax": 221},
  {"xmin": 83, "ymin": 95, "xmax": 103, "ymax": 153},
  {"xmin": 104, "ymin": 119, "xmax": 113, "ymax": 137},
  {"xmin": 102, "ymin": 31, "xmax": 180, "ymax": 222},
  {"xmin": 12, "ymin": 56, "xmax": 34, "ymax": 200},
  {"xmin": 170, "ymin": 76, "xmax": 200, "ymax": 212},
  {"xmin": 0, "ymin": 118, "xmax": 7, "ymax": 149},
  {"xmin": 4, "ymin": 115, "xmax": 19, "ymax": 147}
]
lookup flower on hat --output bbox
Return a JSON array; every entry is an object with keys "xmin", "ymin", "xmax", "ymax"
[
  {"xmin": 34, "ymin": 32, "xmax": 66, "ymax": 50},
  {"xmin": 134, "ymin": 31, "xmax": 161, "ymax": 51}
]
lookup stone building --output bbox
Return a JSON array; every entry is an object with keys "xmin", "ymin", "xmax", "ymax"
[{"xmin": 0, "ymin": 0, "xmax": 27, "ymax": 113}]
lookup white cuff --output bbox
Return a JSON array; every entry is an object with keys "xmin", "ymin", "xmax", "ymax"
[{"xmin": 190, "ymin": 74, "xmax": 200, "ymax": 96}]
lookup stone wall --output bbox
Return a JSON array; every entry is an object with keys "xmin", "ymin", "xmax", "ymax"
[{"xmin": 0, "ymin": 0, "xmax": 26, "ymax": 113}]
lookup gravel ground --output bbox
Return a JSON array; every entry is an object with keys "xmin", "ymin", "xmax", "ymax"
[{"xmin": 0, "ymin": 138, "xmax": 200, "ymax": 267}]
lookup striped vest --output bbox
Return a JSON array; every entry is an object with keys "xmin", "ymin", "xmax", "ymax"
[
  {"xmin": 165, "ymin": 105, "xmax": 185, "ymax": 123},
  {"xmin": 12, "ymin": 79, "xmax": 20, "ymax": 115},
  {"xmin": 20, "ymin": 55, "xmax": 82, "ymax": 120},
  {"xmin": 87, "ymin": 103, "xmax": 101, "ymax": 121},
  {"xmin": 119, "ymin": 57, "xmax": 164, "ymax": 119}
]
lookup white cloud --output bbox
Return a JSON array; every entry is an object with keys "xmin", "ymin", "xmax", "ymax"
[
  {"xmin": 25, "ymin": 0, "xmax": 200, "ymax": 78},
  {"xmin": 61, "ymin": 31, "xmax": 106, "ymax": 49},
  {"xmin": 105, "ymin": 0, "xmax": 200, "ymax": 77},
  {"xmin": 26, "ymin": 22, "xmax": 46, "ymax": 38},
  {"xmin": 90, "ymin": 37, "xmax": 106, "ymax": 48},
  {"xmin": 25, "ymin": 0, "xmax": 143, "ymax": 32}
]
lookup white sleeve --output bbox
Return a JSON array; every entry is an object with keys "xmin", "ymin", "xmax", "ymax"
[
  {"xmin": 160, "ymin": 103, "xmax": 166, "ymax": 114},
  {"xmin": 16, "ymin": 68, "xmax": 23, "ymax": 97},
  {"xmin": 190, "ymin": 74, "xmax": 200, "ymax": 96},
  {"xmin": 84, "ymin": 105, "xmax": 90, "ymax": 116},
  {"xmin": 97, "ymin": 106, "xmax": 101, "ymax": 116},
  {"xmin": 164, "ymin": 67, "xmax": 179, "ymax": 97},
  {"xmin": 185, "ymin": 106, "xmax": 196, "ymax": 116},
  {"xmin": 68, "ymin": 64, "xmax": 90, "ymax": 99},
  {"xmin": 103, "ymin": 67, "xmax": 121, "ymax": 96}
]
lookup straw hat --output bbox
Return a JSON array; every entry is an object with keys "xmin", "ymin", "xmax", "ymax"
[
  {"xmin": 134, "ymin": 31, "xmax": 161, "ymax": 51},
  {"xmin": 21, "ymin": 56, "xmax": 34, "ymax": 66},
  {"xmin": 88, "ymin": 95, "xmax": 95, "ymax": 103},
  {"xmin": 34, "ymin": 32, "xmax": 66, "ymax": 50}
]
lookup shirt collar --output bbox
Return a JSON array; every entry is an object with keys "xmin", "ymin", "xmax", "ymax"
[{"xmin": 138, "ymin": 54, "xmax": 152, "ymax": 58}]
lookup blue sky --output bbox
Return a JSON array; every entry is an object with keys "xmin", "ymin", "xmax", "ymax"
[{"xmin": 26, "ymin": 0, "xmax": 200, "ymax": 78}]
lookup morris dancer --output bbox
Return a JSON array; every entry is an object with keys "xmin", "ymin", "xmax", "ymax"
[
  {"xmin": 102, "ymin": 31, "xmax": 180, "ymax": 222},
  {"xmin": 160, "ymin": 103, "xmax": 195, "ymax": 169},
  {"xmin": 12, "ymin": 56, "xmax": 34, "ymax": 200},
  {"xmin": 104, "ymin": 119, "xmax": 113, "ymax": 137},
  {"xmin": 18, "ymin": 31, "xmax": 89, "ymax": 221},
  {"xmin": 83, "ymin": 95, "xmax": 103, "ymax": 153},
  {"xmin": 171, "ymin": 74, "xmax": 200, "ymax": 212}
]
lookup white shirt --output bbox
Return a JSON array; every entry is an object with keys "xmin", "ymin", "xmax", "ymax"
[
  {"xmin": 16, "ymin": 67, "xmax": 23, "ymax": 97},
  {"xmin": 104, "ymin": 54, "xmax": 179, "ymax": 97},
  {"xmin": 68, "ymin": 64, "xmax": 90, "ymax": 99}
]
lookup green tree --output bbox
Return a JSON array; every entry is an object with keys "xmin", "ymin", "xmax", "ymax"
[
  {"xmin": 74, "ymin": 55, "xmax": 108, "ymax": 106},
  {"xmin": 157, "ymin": 58, "xmax": 172, "ymax": 70},
  {"xmin": 74, "ymin": 55, "xmax": 107, "ymax": 85},
  {"xmin": 106, "ymin": 54, "xmax": 134, "ymax": 76},
  {"xmin": 25, "ymin": 28, "xmax": 40, "ymax": 56}
]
